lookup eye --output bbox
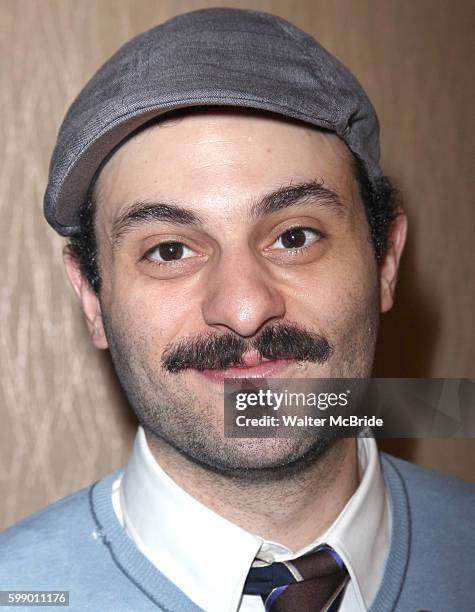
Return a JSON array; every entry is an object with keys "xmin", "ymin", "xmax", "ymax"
[
  {"xmin": 144, "ymin": 241, "xmax": 197, "ymax": 264},
  {"xmin": 270, "ymin": 227, "xmax": 322, "ymax": 250}
]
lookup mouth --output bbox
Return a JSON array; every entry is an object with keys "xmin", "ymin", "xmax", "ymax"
[{"xmin": 194, "ymin": 351, "xmax": 297, "ymax": 382}]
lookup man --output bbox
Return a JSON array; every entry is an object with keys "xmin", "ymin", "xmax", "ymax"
[{"xmin": 0, "ymin": 7, "xmax": 473, "ymax": 612}]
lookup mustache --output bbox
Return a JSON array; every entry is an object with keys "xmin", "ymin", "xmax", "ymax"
[{"xmin": 161, "ymin": 323, "xmax": 332, "ymax": 373}]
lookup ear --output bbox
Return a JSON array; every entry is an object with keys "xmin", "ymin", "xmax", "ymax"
[
  {"xmin": 379, "ymin": 210, "xmax": 408, "ymax": 313},
  {"xmin": 62, "ymin": 246, "xmax": 108, "ymax": 349}
]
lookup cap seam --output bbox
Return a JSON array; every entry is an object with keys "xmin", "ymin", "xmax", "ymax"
[{"xmin": 261, "ymin": 14, "xmax": 341, "ymax": 126}]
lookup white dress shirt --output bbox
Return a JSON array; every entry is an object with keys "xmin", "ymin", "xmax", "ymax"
[{"xmin": 112, "ymin": 427, "xmax": 390, "ymax": 612}]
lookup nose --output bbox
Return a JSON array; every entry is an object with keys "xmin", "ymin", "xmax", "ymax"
[{"xmin": 201, "ymin": 252, "xmax": 286, "ymax": 338}]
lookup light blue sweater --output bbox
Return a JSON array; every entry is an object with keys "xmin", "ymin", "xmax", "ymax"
[{"xmin": 0, "ymin": 454, "xmax": 474, "ymax": 611}]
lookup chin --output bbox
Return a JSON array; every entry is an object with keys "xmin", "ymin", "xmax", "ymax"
[{"xmin": 180, "ymin": 436, "xmax": 337, "ymax": 482}]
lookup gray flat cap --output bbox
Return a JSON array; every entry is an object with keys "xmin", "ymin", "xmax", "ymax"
[{"xmin": 44, "ymin": 7, "xmax": 381, "ymax": 236}]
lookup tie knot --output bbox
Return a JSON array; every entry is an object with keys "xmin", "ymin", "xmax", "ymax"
[{"xmin": 243, "ymin": 545, "xmax": 349, "ymax": 612}]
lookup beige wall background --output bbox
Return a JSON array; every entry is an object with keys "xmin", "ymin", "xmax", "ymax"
[{"xmin": 0, "ymin": 0, "xmax": 473, "ymax": 531}]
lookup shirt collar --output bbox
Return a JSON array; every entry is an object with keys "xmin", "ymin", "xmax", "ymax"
[
  {"xmin": 118, "ymin": 427, "xmax": 389, "ymax": 612},
  {"xmin": 322, "ymin": 434, "xmax": 391, "ymax": 609}
]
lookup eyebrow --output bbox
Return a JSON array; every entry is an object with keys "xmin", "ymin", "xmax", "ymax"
[
  {"xmin": 110, "ymin": 179, "xmax": 345, "ymax": 249},
  {"xmin": 249, "ymin": 179, "xmax": 345, "ymax": 220},
  {"xmin": 111, "ymin": 202, "xmax": 205, "ymax": 249}
]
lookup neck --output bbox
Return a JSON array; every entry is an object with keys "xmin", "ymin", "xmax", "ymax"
[{"xmin": 145, "ymin": 434, "xmax": 359, "ymax": 551}]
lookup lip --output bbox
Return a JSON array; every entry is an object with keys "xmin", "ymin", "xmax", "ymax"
[{"xmin": 195, "ymin": 355, "xmax": 296, "ymax": 383}]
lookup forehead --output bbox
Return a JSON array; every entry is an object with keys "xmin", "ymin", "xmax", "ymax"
[{"xmin": 94, "ymin": 108, "xmax": 357, "ymax": 224}]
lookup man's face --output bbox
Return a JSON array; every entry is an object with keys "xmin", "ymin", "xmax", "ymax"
[{"xmin": 69, "ymin": 109, "xmax": 397, "ymax": 476}]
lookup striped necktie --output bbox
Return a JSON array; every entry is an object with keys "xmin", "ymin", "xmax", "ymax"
[{"xmin": 243, "ymin": 545, "xmax": 349, "ymax": 612}]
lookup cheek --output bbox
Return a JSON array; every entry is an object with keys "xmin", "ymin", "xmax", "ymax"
[
  {"xmin": 286, "ymin": 239, "xmax": 379, "ymax": 336},
  {"xmin": 104, "ymin": 274, "xmax": 204, "ymax": 360}
]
